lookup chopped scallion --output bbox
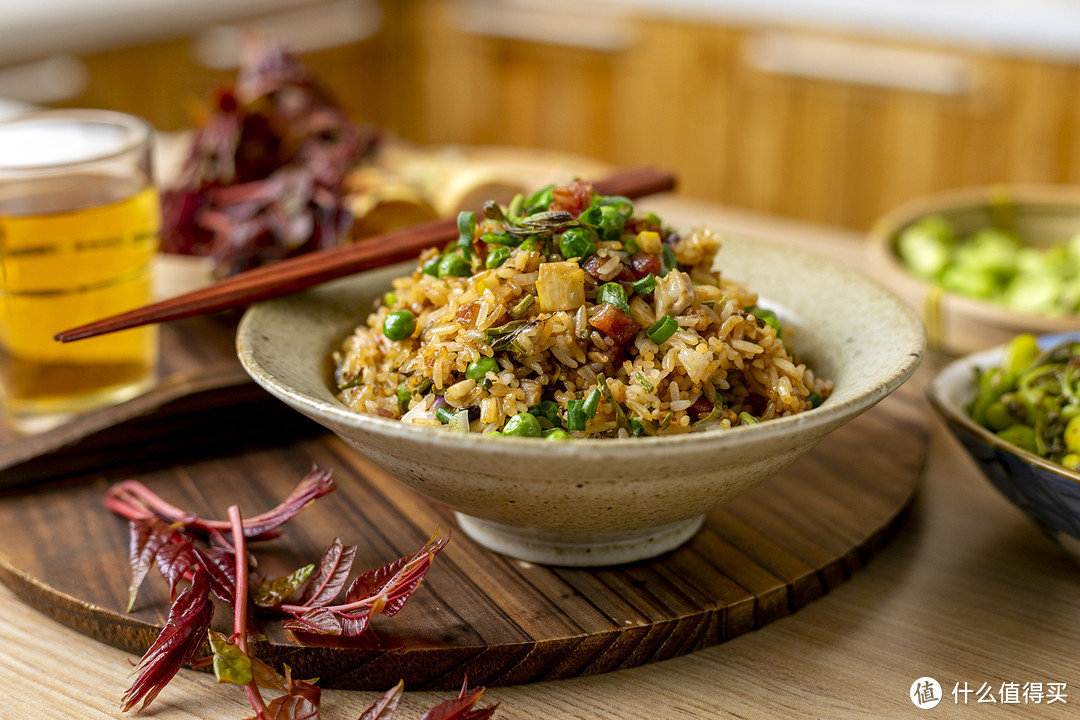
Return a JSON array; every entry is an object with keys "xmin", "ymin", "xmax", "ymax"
[
  {"xmin": 598, "ymin": 282, "xmax": 631, "ymax": 315},
  {"xmin": 647, "ymin": 314, "xmax": 678, "ymax": 345},
  {"xmin": 566, "ymin": 399, "xmax": 587, "ymax": 431},
  {"xmin": 582, "ymin": 387, "xmax": 602, "ymax": 419},
  {"xmin": 631, "ymin": 273, "xmax": 656, "ymax": 296}
]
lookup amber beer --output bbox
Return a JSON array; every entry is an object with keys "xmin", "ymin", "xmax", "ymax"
[{"xmin": 0, "ymin": 111, "xmax": 159, "ymax": 432}]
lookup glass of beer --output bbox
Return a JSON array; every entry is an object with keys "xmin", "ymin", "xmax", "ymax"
[{"xmin": 0, "ymin": 109, "xmax": 160, "ymax": 433}]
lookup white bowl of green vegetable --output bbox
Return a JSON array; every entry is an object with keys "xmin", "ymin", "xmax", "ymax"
[{"xmin": 870, "ymin": 185, "xmax": 1080, "ymax": 356}]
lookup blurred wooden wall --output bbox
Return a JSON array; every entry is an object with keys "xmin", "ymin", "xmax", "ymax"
[{"xmin": 23, "ymin": 0, "xmax": 1080, "ymax": 232}]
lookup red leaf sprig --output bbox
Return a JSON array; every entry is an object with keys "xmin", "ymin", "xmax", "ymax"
[
  {"xmin": 121, "ymin": 565, "xmax": 214, "ymax": 712},
  {"xmin": 228, "ymin": 505, "xmax": 272, "ymax": 718},
  {"xmin": 107, "ymin": 464, "xmax": 496, "ymax": 719},
  {"xmin": 160, "ymin": 41, "xmax": 381, "ymax": 278},
  {"xmin": 110, "ymin": 467, "xmax": 335, "ymax": 710},
  {"xmin": 106, "ymin": 465, "xmax": 336, "ymax": 541},
  {"xmin": 276, "ymin": 532, "xmax": 449, "ymax": 637}
]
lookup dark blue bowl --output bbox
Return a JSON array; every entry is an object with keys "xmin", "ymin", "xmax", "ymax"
[{"xmin": 926, "ymin": 334, "xmax": 1080, "ymax": 560}]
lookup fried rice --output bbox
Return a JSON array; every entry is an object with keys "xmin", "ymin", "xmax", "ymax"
[{"xmin": 333, "ymin": 180, "xmax": 831, "ymax": 439}]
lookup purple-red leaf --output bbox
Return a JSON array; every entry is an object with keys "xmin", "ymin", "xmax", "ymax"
[
  {"xmin": 345, "ymin": 533, "xmax": 449, "ymax": 617},
  {"xmin": 161, "ymin": 41, "xmax": 377, "ymax": 278},
  {"xmin": 338, "ymin": 608, "xmax": 371, "ymax": 637},
  {"xmin": 265, "ymin": 693, "xmax": 321, "ymax": 720},
  {"xmin": 126, "ymin": 517, "xmax": 173, "ymax": 612},
  {"xmin": 299, "ymin": 538, "xmax": 356, "ymax": 607},
  {"xmin": 282, "ymin": 606, "xmax": 343, "ymax": 635},
  {"xmin": 104, "ymin": 466, "xmax": 336, "ymax": 541},
  {"xmin": 122, "ymin": 567, "xmax": 214, "ymax": 711},
  {"xmin": 264, "ymin": 673, "xmax": 323, "ymax": 720},
  {"xmin": 238, "ymin": 466, "xmax": 337, "ymax": 540},
  {"xmin": 357, "ymin": 680, "xmax": 403, "ymax": 720},
  {"xmin": 193, "ymin": 545, "xmax": 238, "ymax": 607},
  {"xmin": 418, "ymin": 686, "xmax": 498, "ymax": 720},
  {"xmin": 155, "ymin": 535, "xmax": 198, "ymax": 600}
]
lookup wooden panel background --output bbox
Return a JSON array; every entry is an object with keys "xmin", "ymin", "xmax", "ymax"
[{"xmin": 13, "ymin": 0, "xmax": 1080, "ymax": 230}]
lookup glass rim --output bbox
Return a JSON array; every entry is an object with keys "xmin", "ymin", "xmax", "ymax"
[{"xmin": 0, "ymin": 108, "xmax": 153, "ymax": 173}]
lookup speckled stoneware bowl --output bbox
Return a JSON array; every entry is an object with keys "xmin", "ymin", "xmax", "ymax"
[
  {"xmin": 927, "ymin": 334, "xmax": 1080, "ymax": 562},
  {"xmin": 237, "ymin": 234, "xmax": 925, "ymax": 566}
]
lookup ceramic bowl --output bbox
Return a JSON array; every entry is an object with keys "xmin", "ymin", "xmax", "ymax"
[
  {"xmin": 868, "ymin": 185, "xmax": 1080, "ymax": 357},
  {"xmin": 237, "ymin": 234, "xmax": 925, "ymax": 566},
  {"xmin": 927, "ymin": 333, "xmax": 1080, "ymax": 562}
]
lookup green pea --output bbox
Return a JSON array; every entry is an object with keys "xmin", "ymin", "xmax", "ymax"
[
  {"xmin": 466, "ymin": 356, "xmax": 499, "ymax": 382},
  {"xmin": 503, "ymin": 412, "xmax": 542, "ymax": 437},
  {"xmin": 438, "ymin": 252, "xmax": 471, "ymax": 278},
  {"xmin": 486, "ymin": 246, "xmax": 512, "ymax": 270},
  {"xmin": 383, "ymin": 309, "xmax": 416, "ymax": 341},
  {"xmin": 558, "ymin": 227, "xmax": 597, "ymax": 261},
  {"xmin": 595, "ymin": 205, "xmax": 626, "ymax": 242},
  {"xmin": 544, "ymin": 428, "xmax": 573, "ymax": 440},
  {"xmin": 421, "ymin": 255, "xmax": 441, "ymax": 276}
]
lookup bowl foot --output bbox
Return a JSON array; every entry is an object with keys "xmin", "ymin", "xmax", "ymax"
[{"xmin": 453, "ymin": 513, "xmax": 706, "ymax": 567}]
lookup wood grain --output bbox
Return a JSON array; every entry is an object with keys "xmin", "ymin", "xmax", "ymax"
[{"xmin": 0, "ymin": 367, "xmax": 927, "ymax": 691}]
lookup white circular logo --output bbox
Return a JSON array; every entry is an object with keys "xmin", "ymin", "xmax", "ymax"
[{"xmin": 911, "ymin": 677, "xmax": 943, "ymax": 709}]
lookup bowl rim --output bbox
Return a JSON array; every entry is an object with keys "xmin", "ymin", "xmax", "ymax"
[
  {"xmin": 868, "ymin": 183, "xmax": 1080, "ymax": 332},
  {"xmin": 237, "ymin": 234, "xmax": 926, "ymax": 455},
  {"xmin": 926, "ymin": 332, "xmax": 1080, "ymax": 486}
]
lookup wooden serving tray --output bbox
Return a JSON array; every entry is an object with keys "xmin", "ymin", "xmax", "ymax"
[{"xmin": 0, "ymin": 320, "xmax": 927, "ymax": 691}]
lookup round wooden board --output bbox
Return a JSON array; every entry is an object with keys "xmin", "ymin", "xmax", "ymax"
[{"xmin": 0, "ymin": 380, "xmax": 926, "ymax": 691}]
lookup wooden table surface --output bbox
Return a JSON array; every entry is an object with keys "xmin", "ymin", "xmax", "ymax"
[{"xmin": 2, "ymin": 195, "xmax": 1078, "ymax": 719}]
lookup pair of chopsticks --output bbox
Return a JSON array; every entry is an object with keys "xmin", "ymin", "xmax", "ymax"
[{"xmin": 55, "ymin": 166, "xmax": 676, "ymax": 343}]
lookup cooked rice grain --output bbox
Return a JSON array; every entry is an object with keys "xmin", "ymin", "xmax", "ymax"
[{"xmin": 334, "ymin": 201, "xmax": 831, "ymax": 438}]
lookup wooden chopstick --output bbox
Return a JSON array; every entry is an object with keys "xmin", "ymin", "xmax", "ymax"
[{"xmin": 55, "ymin": 166, "xmax": 676, "ymax": 343}]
